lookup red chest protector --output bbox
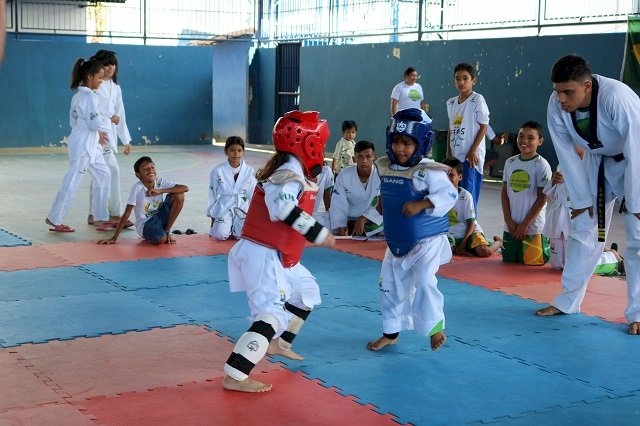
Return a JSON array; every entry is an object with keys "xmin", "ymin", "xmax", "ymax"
[{"xmin": 241, "ymin": 172, "xmax": 318, "ymax": 267}]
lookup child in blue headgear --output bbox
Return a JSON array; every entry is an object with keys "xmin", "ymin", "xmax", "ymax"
[{"xmin": 367, "ymin": 108, "xmax": 458, "ymax": 352}]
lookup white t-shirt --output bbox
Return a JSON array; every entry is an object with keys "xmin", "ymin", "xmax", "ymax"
[
  {"xmin": 502, "ymin": 154, "xmax": 552, "ymax": 235},
  {"xmin": 390, "ymin": 81, "xmax": 424, "ymax": 111},
  {"xmin": 127, "ymin": 177, "xmax": 177, "ymax": 237},
  {"xmin": 448, "ymin": 187, "xmax": 483, "ymax": 239},
  {"xmin": 332, "ymin": 138, "xmax": 356, "ymax": 175},
  {"xmin": 446, "ymin": 92, "xmax": 490, "ymax": 174}
]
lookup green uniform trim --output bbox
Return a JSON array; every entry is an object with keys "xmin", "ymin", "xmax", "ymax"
[{"xmin": 429, "ymin": 319, "xmax": 444, "ymax": 336}]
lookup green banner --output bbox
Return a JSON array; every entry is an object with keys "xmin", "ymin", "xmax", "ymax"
[{"xmin": 622, "ymin": 16, "xmax": 640, "ymax": 90}]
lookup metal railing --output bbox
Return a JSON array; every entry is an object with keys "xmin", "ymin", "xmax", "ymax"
[
  {"xmin": 4, "ymin": 0, "xmax": 639, "ymax": 45},
  {"xmin": 6, "ymin": 0, "xmax": 258, "ymax": 43}
]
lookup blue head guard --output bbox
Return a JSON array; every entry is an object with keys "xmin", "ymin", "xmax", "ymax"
[{"xmin": 386, "ymin": 108, "xmax": 435, "ymax": 166}]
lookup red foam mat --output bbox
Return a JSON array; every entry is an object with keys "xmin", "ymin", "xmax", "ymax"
[
  {"xmin": 439, "ymin": 255, "xmax": 562, "ymax": 289},
  {"xmin": 334, "ymin": 239, "xmax": 387, "ymax": 261},
  {"xmin": 0, "ymin": 235, "xmax": 235, "ymax": 271},
  {"xmin": 0, "ymin": 349, "xmax": 67, "ymax": 411},
  {"xmin": 73, "ymin": 372, "xmax": 402, "ymax": 426},
  {"xmin": 0, "ymin": 245, "xmax": 72, "ymax": 272},
  {"xmin": 0, "ymin": 403, "xmax": 94, "ymax": 425},
  {"xmin": 498, "ymin": 276, "xmax": 628, "ymax": 323},
  {"xmin": 13, "ymin": 325, "xmax": 281, "ymax": 402}
]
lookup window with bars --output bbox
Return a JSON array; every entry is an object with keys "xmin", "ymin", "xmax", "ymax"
[{"xmin": 4, "ymin": 0, "xmax": 639, "ymax": 44}]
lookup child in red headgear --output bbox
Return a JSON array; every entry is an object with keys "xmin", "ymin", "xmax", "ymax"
[{"xmin": 223, "ymin": 111, "xmax": 335, "ymax": 393}]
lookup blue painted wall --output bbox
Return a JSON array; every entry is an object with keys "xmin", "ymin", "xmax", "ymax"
[
  {"xmin": 292, "ymin": 33, "xmax": 625, "ymax": 167},
  {"xmin": 212, "ymin": 41, "xmax": 252, "ymax": 143},
  {"xmin": 0, "ymin": 32, "xmax": 628, "ymax": 169},
  {"xmin": 0, "ymin": 38, "xmax": 213, "ymax": 148},
  {"xmin": 248, "ymin": 47, "xmax": 276, "ymax": 145}
]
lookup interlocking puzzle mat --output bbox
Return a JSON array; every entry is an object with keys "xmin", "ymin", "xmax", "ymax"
[
  {"xmin": 0, "ymin": 244, "xmax": 637, "ymax": 425},
  {"xmin": 0, "ymin": 228, "xmax": 31, "ymax": 247}
]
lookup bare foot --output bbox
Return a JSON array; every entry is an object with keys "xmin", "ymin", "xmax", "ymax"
[
  {"xmin": 535, "ymin": 305, "xmax": 564, "ymax": 316},
  {"xmin": 45, "ymin": 218, "xmax": 55, "ymax": 227},
  {"xmin": 267, "ymin": 339, "xmax": 304, "ymax": 360},
  {"xmin": 87, "ymin": 215, "xmax": 94, "ymax": 225},
  {"xmin": 628, "ymin": 322, "xmax": 640, "ymax": 335},
  {"xmin": 431, "ymin": 331, "xmax": 446, "ymax": 351},
  {"xmin": 493, "ymin": 235, "xmax": 503, "ymax": 246},
  {"xmin": 223, "ymin": 374, "xmax": 272, "ymax": 393},
  {"xmin": 367, "ymin": 335, "xmax": 397, "ymax": 351}
]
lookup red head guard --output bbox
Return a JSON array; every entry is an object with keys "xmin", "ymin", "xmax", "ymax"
[{"xmin": 272, "ymin": 110, "xmax": 330, "ymax": 177}]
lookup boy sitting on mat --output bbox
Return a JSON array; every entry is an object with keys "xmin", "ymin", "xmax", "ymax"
[
  {"xmin": 443, "ymin": 158, "xmax": 502, "ymax": 257},
  {"xmin": 97, "ymin": 156, "xmax": 188, "ymax": 245}
]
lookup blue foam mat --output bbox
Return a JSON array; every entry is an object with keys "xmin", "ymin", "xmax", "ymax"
[
  {"xmin": 492, "ymin": 392, "xmax": 640, "ymax": 425},
  {"xmin": 0, "ymin": 266, "xmax": 118, "ymax": 302},
  {"xmin": 480, "ymin": 324, "xmax": 640, "ymax": 395},
  {"xmin": 81, "ymin": 255, "xmax": 229, "ymax": 290},
  {"xmin": 439, "ymin": 277, "xmax": 604, "ymax": 341},
  {"xmin": 135, "ymin": 280, "xmax": 249, "ymax": 323},
  {"xmin": 0, "ymin": 292, "xmax": 187, "ymax": 347},
  {"xmin": 302, "ymin": 246, "xmax": 382, "ymax": 270},
  {"xmin": 283, "ymin": 341, "xmax": 615, "ymax": 425},
  {"xmin": 0, "ymin": 228, "xmax": 31, "ymax": 247}
]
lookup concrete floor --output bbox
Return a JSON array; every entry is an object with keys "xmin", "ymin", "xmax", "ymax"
[{"xmin": 0, "ymin": 144, "xmax": 627, "ymax": 253}]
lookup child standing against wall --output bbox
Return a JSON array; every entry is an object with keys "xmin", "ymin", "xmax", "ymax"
[
  {"xmin": 446, "ymin": 63, "xmax": 490, "ymax": 212},
  {"xmin": 368, "ymin": 108, "xmax": 457, "ymax": 352},
  {"xmin": 501, "ymin": 121, "xmax": 552, "ymax": 265},
  {"xmin": 331, "ymin": 120, "xmax": 357, "ymax": 175},
  {"xmin": 46, "ymin": 58, "xmax": 112, "ymax": 232},
  {"xmin": 207, "ymin": 136, "xmax": 257, "ymax": 240},
  {"xmin": 223, "ymin": 111, "xmax": 335, "ymax": 393},
  {"xmin": 87, "ymin": 50, "xmax": 133, "ymax": 227}
]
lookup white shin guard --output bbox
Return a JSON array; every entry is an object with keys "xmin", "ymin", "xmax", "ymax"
[
  {"xmin": 278, "ymin": 302, "xmax": 311, "ymax": 351},
  {"xmin": 224, "ymin": 314, "xmax": 279, "ymax": 381}
]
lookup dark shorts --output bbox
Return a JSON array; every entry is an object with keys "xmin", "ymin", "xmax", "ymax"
[{"xmin": 142, "ymin": 194, "xmax": 173, "ymax": 244}]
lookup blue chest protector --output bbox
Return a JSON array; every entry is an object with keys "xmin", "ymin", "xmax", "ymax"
[{"xmin": 377, "ymin": 157, "xmax": 449, "ymax": 257}]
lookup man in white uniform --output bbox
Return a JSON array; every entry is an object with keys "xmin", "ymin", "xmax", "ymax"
[
  {"xmin": 330, "ymin": 140, "xmax": 383, "ymax": 237},
  {"xmin": 536, "ymin": 54, "xmax": 640, "ymax": 335}
]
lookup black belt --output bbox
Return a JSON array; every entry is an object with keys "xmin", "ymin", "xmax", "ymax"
[{"xmin": 596, "ymin": 153, "xmax": 625, "ymax": 242}]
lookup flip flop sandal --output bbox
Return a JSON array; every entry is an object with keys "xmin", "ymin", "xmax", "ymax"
[
  {"xmin": 49, "ymin": 224, "xmax": 75, "ymax": 233},
  {"xmin": 172, "ymin": 230, "xmax": 182, "ymax": 235},
  {"xmin": 95, "ymin": 222, "xmax": 117, "ymax": 231},
  {"xmin": 185, "ymin": 228, "xmax": 197, "ymax": 235}
]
